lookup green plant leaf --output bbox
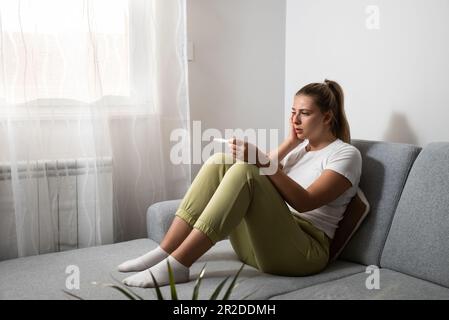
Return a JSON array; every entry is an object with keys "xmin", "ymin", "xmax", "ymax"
[
  {"xmin": 209, "ymin": 276, "xmax": 230, "ymax": 300},
  {"xmin": 241, "ymin": 288, "xmax": 259, "ymax": 300},
  {"xmin": 62, "ymin": 289, "xmax": 84, "ymax": 300},
  {"xmin": 192, "ymin": 263, "xmax": 207, "ymax": 300},
  {"xmin": 149, "ymin": 270, "xmax": 165, "ymax": 300},
  {"xmin": 100, "ymin": 283, "xmax": 137, "ymax": 300},
  {"xmin": 109, "ymin": 272, "xmax": 144, "ymax": 300},
  {"xmin": 167, "ymin": 259, "xmax": 178, "ymax": 300},
  {"xmin": 222, "ymin": 263, "xmax": 245, "ymax": 300}
]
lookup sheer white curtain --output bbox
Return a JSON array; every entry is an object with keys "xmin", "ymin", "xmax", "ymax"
[{"xmin": 0, "ymin": 0, "xmax": 191, "ymax": 260}]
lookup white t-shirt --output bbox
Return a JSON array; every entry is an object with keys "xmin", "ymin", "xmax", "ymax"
[{"xmin": 280, "ymin": 138, "xmax": 362, "ymax": 239}]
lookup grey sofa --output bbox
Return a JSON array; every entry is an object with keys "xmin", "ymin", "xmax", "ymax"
[{"xmin": 1, "ymin": 139, "xmax": 449, "ymax": 300}]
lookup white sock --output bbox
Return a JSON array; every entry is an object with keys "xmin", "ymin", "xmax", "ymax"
[
  {"xmin": 122, "ymin": 255, "xmax": 190, "ymax": 288},
  {"xmin": 117, "ymin": 245, "xmax": 170, "ymax": 272}
]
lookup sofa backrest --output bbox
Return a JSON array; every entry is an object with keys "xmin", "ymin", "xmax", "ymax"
[
  {"xmin": 380, "ymin": 142, "xmax": 449, "ymax": 287},
  {"xmin": 339, "ymin": 139, "xmax": 421, "ymax": 266}
]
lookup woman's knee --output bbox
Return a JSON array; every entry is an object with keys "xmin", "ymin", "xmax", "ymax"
[
  {"xmin": 205, "ymin": 152, "xmax": 235, "ymax": 165},
  {"xmin": 227, "ymin": 161, "xmax": 259, "ymax": 177}
]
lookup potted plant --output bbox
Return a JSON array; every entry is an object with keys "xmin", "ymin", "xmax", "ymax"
[{"xmin": 64, "ymin": 260, "xmax": 256, "ymax": 300}]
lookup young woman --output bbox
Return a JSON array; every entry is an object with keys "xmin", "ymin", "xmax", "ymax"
[{"xmin": 119, "ymin": 79, "xmax": 362, "ymax": 288}]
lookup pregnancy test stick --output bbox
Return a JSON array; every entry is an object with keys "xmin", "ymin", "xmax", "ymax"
[{"xmin": 213, "ymin": 138, "xmax": 230, "ymax": 143}]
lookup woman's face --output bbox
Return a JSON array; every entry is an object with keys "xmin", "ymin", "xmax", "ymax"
[{"xmin": 291, "ymin": 94, "xmax": 332, "ymax": 140}]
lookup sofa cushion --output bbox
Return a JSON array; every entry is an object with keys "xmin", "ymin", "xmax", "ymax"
[
  {"xmin": 339, "ymin": 139, "xmax": 421, "ymax": 266},
  {"xmin": 329, "ymin": 187, "xmax": 370, "ymax": 262},
  {"xmin": 228, "ymin": 260, "xmax": 365, "ymax": 299},
  {"xmin": 0, "ymin": 238, "xmax": 364, "ymax": 300},
  {"xmin": 380, "ymin": 142, "xmax": 449, "ymax": 288},
  {"xmin": 0, "ymin": 238, "xmax": 260, "ymax": 300},
  {"xmin": 0, "ymin": 239, "xmax": 158, "ymax": 299},
  {"xmin": 269, "ymin": 268, "xmax": 449, "ymax": 300}
]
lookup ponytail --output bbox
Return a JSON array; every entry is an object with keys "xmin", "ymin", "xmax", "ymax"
[{"xmin": 296, "ymin": 79, "xmax": 351, "ymax": 143}]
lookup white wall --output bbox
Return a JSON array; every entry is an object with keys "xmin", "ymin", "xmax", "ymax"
[
  {"xmin": 285, "ymin": 0, "xmax": 449, "ymax": 147},
  {"xmin": 187, "ymin": 0, "xmax": 286, "ymax": 179}
]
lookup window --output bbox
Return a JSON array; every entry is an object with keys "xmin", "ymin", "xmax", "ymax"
[{"xmin": 0, "ymin": 0, "xmax": 130, "ymax": 104}]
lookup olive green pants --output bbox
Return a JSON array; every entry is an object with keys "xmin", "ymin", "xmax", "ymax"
[{"xmin": 174, "ymin": 152, "xmax": 331, "ymax": 276}]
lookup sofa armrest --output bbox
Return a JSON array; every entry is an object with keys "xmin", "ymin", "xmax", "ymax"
[
  {"xmin": 146, "ymin": 199, "xmax": 182, "ymax": 243},
  {"xmin": 146, "ymin": 199, "xmax": 230, "ymax": 243}
]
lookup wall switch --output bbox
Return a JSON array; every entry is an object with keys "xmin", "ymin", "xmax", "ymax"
[{"xmin": 187, "ymin": 41, "xmax": 194, "ymax": 62}]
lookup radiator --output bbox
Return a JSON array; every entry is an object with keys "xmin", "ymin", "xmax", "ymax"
[{"xmin": 0, "ymin": 157, "xmax": 113, "ymax": 259}]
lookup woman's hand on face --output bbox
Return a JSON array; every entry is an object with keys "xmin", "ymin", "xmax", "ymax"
[
  {"xmin": 228, "ymin": 137, "xmax": 270, "ymax": 168},
  {"xmin": 288, "ymin": 112, "xmax": 305, "ymax": 147}
]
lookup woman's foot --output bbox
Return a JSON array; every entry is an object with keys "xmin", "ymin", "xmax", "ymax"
[
  {"xmin": 122, "ymin": 255, "xmax": 190, "ymax": 288},
  {"xmin": 117, "ymin": 245, "xmax": 170, "ymax": 272}
]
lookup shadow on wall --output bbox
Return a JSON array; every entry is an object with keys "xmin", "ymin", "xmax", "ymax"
[{"xmin": 382, "ymin": 111, "xmax": 419, "ymax": 146}]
